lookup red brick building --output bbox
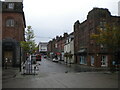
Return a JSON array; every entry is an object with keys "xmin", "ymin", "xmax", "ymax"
[
  {"xmin": 74, "ymin": 8, "xmax": 120, "ymax": 68},
  {"xmin": 47, "ymin": 33, "xmax": 68, "ymax": 60},
  {"xmin": 2, "ymin": 1, "xmax": 26, "ymax": 67}
]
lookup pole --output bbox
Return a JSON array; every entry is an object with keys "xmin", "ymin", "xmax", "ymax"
[{"xmin": 19, "ymin": 47, "xmax": 21, "ymax": 72}]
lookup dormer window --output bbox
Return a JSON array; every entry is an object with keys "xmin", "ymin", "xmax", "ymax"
[
  {"xmin": 8, "ymin": 3, "xmax": 14, "ymax": 9},
  {"xmin": 6, "ymin": 19, "xmax": 15, "ymax": 27}
]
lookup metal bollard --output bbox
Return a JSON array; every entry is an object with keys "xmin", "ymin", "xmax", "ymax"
[{"xmin": 34, "ymin": 66, "xmax": 36, "ymax": 75}]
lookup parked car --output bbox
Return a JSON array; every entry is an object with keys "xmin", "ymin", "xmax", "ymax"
[
  {"xmin": 52, "ymin": 58, "xmax": 59, "ymax": 62},
  {"xmin": 36, "ymin": 54, "xmax": 41, "ymax": 61}
]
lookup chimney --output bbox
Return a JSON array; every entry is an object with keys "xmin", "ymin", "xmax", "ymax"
[
  {"xmin": 56, "ymin": 36, "xmax": 59, "ymax": 40},
  {"xmin": 63, "ymin": 33, "xmax": 68, "ymax": 38}
]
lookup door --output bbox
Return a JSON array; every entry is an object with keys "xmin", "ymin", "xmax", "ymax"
[{"xmin": 4, "ymin": 51, "xmax": 13, "ymax": 67}]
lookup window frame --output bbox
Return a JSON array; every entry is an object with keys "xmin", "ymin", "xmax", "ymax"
[
  {"xmin": 6, "ymin": 19, "xmax": 15, "ymax": 27},
  {"xmin": 80, "ymin": 56, "xmax": 87, "ymax": 65}
]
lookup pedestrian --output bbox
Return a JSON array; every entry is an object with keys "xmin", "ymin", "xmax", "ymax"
[{"xmin": 111, "ymin": 60, "xmax": 116, "ymax": 73}]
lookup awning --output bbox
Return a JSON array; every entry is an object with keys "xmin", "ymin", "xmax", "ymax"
[
  {"xmin": 76, "ymin": 49, "xmax": 87, "ymax": 55},
  {"xmin": 56, "ymin": 52, "xmax": 61, "ymax": 55},
  {"xmin": 78, "ymin": 49, "xmax": 86, "ymax": 53},
  {"xmin": 78, "ymin": 49, "xmax": 87, "ymax": 53}
]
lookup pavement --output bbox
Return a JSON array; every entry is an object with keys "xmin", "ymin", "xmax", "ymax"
[
  {"xmin": 2, "ymin": 70, "xmax": 119, "ymax": 88},
  {"xmin": 48, "ymin": 57, "xmax": 119, "ymax": 72},
  {"xmin": 2, "ymin": 62, "xmax": 37, "ymax": 81},
  {"xmin": 2, "ymin": 67, "xmax": 20, "ymax": 80}
]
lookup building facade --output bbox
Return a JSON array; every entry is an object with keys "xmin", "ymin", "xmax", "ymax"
[
  {"xmin": 64, "ymin": 32, "xmax": 74, "ymax": 63},
  {"xmin": 74, "ymin": 8, "xmax": 120, "ymax": 68},
  {"xmin": 38, "ymin": 42, "xmax": 48, "ymax": 55},
  {"xmin": 2, "ymin": 1, "xmax": 26, "ymax": 67},
  {"xmin": 47, "ymin": 33, "xmax": 68, "ymax": 60}
]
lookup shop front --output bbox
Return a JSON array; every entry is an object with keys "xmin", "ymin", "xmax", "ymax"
[{"xmin": 2, "ymin": 38, "xmax": 21, "ymax": 67}]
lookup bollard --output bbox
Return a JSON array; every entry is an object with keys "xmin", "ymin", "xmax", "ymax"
[
  {"xmin": 34, "ymin": 66, "xmax": 36, "ymax": 75},
  {"xmin": 23, "ymin": 66, "xmax": 25, "ymax": 75}
]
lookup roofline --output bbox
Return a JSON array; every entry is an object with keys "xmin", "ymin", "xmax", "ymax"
[{"xmin": 3, "ymin": 0, "xmax": 23, "ymax": 2}]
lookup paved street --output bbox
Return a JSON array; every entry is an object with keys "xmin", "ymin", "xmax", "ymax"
[{"xmin": 2, "ymin": 57, "xmax": 119, "ymax": 88}]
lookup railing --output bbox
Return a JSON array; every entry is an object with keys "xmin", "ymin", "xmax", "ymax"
[{"xmin": 21, "ymin": 58, "xmax": 39, "ymax": 75}]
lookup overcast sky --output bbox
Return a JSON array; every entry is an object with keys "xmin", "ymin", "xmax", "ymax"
[{"xmin": 23, "ymin": 0, "xmax": 120, "ymax": 44}]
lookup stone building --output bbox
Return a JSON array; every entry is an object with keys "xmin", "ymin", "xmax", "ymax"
[
  {"xmin": 74, "ymin": 8, "xmax": 120, "ymax": 68},
  {"xmin": 2, "ymin": 1, "xmax": 26, "ymax": 67}
]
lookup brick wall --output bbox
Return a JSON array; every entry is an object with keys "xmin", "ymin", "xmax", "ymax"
[{"xmin": 2, "ymin": 13, "xmax": 25, "ymax": 41}]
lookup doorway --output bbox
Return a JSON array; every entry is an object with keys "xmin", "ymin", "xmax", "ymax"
[{"xmin": 4, "ymin": 51, "xmax": 13, "ymax": 67}]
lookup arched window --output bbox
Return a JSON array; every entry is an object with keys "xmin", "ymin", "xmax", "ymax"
[{"xmin": 6, "ymin": 19, "xmax": 15, "ymax": 27}]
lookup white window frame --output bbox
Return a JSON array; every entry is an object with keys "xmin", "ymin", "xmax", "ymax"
[{"xmin": 8, "ymin": 3, "xmax": 14, "ymax": 9}]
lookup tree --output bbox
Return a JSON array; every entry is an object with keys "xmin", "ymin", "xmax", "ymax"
[
  {"xmin": 21, "ymin": 26, "xmax": 38, "ymax": 55},
  {"xmin": 91, "ymin": 23, "xmax": 120, "ymax": 69},
  {"xmin": 91, "ymin": 24, "xmax": 120, "ymax": 53}
]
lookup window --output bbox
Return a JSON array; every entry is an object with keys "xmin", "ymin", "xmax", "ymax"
[
  {"xmin": 99, "ymin": 19, "xmax": 106, "ymax": 31},
  {"xmin": 101, "ymin": 56, "xmax": 108, "ymax": 66},
  {"xmin": 80, "ymin": 56, "xmax": 87, "ymax": 64},
  {"xmin": 8, "ymin": 3, "xmax": 14, "ymax": 9},
  {"xmin": 100, "ymin": 44, "xmax": 104, "ymax": 48},
  {"xmin": 55, "ymin": 43, "xmax": 57, "ymax": 48},
  {"xmin": 91, "ymin": 56, "xmax": 94, "ymax": 66},
  {"xmin": 6, "ymin": 19, "xmax": 15, "ymax": 27}
]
